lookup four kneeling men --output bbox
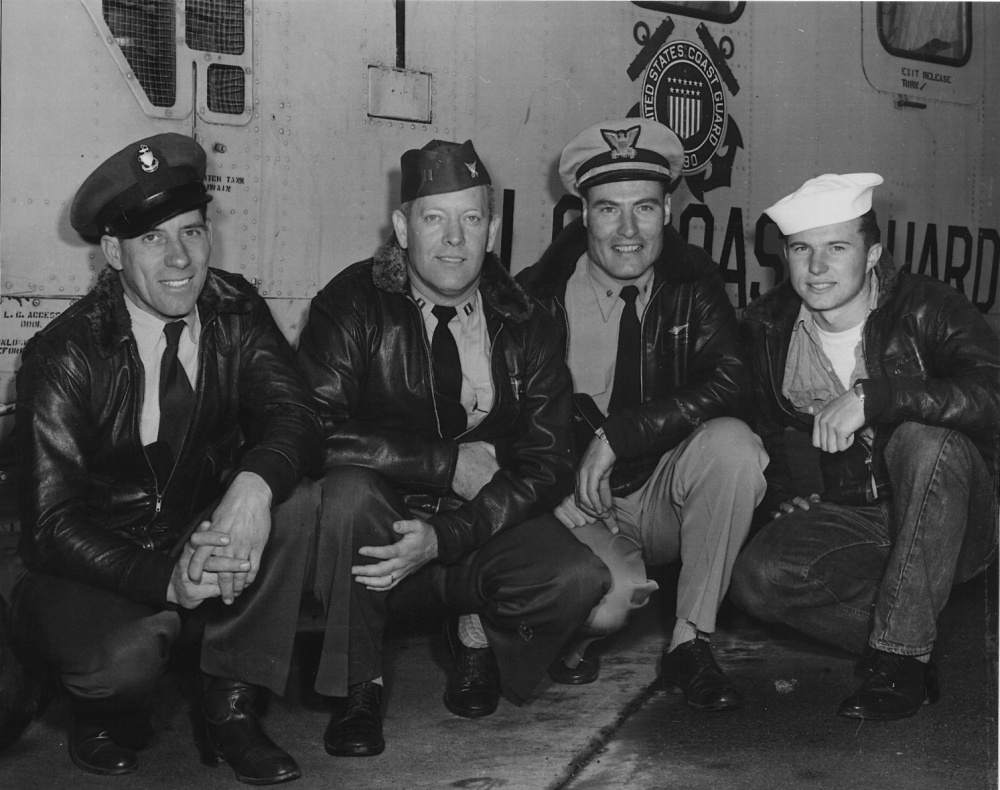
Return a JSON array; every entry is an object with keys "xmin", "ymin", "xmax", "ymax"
[{"xmin": 1, "ymin": 127, "xmax": 995, "ymax": 785}]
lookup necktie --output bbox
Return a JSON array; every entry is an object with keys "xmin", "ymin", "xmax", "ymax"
[
  {"xmin": 608, "ymin": 285, "xmax": 642, "ymax": 413},
  {"xmin": 158, "ymin": 320, "xmax": 195, "ymax": 461},
  {"xmin": 431, "ymin": 305, "xmax": 467, "ymax": 437}
]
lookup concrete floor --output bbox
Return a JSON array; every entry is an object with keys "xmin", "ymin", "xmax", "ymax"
[{"xmin": 1, "ymin": 566, "xmax": 996, "ymax": 790}]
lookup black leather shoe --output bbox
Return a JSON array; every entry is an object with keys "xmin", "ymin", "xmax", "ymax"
[
  {"xmin": 837, "ymin": 652, "xmax": 939, "ymax": 721},
  {"xmin": 854, "ymin": 649, "xmax": 879, "ymax": 679},
  {"xmin": 69, "ymin": 715, "xmax": 138, "ymax": 776},
  {"xmin": 548, "ymin": 652, "xmax": 600, "ymax": 685},
  {"xmin": 197, "ymin": 678, "xmax": 300, "ymax": 785},
  {"xmin": 661, "ymin": 638, "xmax": 742, "ymax": 711},
  {"xmin": 324, "ymin": 681, "xmax": 385, "ymax": 757},
  {"xmin": 443, "ymin": 618, "xmax": 500, "ymax": 718}
]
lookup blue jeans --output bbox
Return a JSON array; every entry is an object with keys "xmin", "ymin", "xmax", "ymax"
[{"xmin": 731, "ymin": 422, "xmax": 998, "ymax": 656}]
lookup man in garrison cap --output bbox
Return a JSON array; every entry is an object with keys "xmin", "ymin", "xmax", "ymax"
[
  {"xmin": 518, "ymin": 118, "xmax": 767, "ymax": 710},
  {"xmin": 295, "ymin": 139, "xmax": 610, "ymax": 756},
  {"xmin": 4, "ymin": 133, "xmax": 322, "ymax": 783},
  {"xmin": 731, "ymin": 174, "xmax": 999, "ymax": 720}
]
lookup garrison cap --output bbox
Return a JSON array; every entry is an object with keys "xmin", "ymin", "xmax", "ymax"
[
  {"xmin": 766, "ymin": 173, "xmax": 884, "ymax": 236},
  {"xmin": 399, "ymin": 139, "xmax": 491, "ymax": 203},
  {"xmin": 559, "ymin": 118, "xmax": 684, "ymax": 197},
  {"xmin": 70, "ymin": 133, "xmax": 212, "ymax": 239}
]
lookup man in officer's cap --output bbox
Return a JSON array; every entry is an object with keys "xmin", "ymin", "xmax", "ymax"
[
  {"xmin": 732, "ymin": 173, "xmax": 998, "ymax": 720},
  {"xmin": 518, "ymin": 118, "xmax": 766, "ymax": 710},
  {"xmin": 296, "ymin": 139, "xmax": 609, "ymax": 756},
  {"xmin": 6, "ymin": 133, "xmax": 322, "ymax": 783}
]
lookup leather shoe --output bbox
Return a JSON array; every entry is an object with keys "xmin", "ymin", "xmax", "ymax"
[
  {"xmin": 661, "ymin": 638, "xmax": 742, "ymax": 711},
  {"xmin": 854, "ymin": 649, "xmax": 879, "ymax": 679},
  {"xmin": 324, "ymin": 681, "xmax": 384, "ymax": 757},
  {"xmin": 837, "ymin": 652, "xmax": 940, "ymax": 721},
  {"xmin": 443, "ymin": 618, "xmax": 500, "ymax": 718},
  {"xmin": 548, "ymin": 652, "xmax": 600, "ymax": 685},
  {"xmin": 197, "ymin": 678, "xmax": 300, "ymax": 785},
  {"xmin": 68, "ymin": 709, "xmax": 138, "ymax": 776}
]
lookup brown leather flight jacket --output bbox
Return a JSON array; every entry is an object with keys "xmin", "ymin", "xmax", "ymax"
[
  {"xmin": 16, "ymin": 268, "xmax": 322, "ymax": 608},
  {"xmin": 517, "ymin": 218, "xmax": 752, "ymax": 496},
  {"xmin": 296, "ymin": 241, "xmax": 574, "ymax": 565},
  {"xmin": 742, "ymin": 250, "xmax": 1000, "ymax": 516}
]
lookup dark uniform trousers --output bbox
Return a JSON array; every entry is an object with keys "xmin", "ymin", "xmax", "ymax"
[
  {"xmin": 312, "ymin": 466, "xmax": 611, "ymax": 704},
  {"xmin": 8, "ymin": 483, "xmax": 320, "ymax": 718}
]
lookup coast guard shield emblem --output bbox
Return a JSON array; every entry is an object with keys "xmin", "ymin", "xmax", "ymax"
[{"xmin": 641, "ymin": 40, "xmax": 727, "ymax": 176}]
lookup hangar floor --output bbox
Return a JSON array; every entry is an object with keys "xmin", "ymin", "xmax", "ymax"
[{"xmin": 2, "ymin": 561, "xmax": 996, "ymax": 790}]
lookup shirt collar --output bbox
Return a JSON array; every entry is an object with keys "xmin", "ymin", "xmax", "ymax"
[
  {"xmin": 124, "ymin": 292, "xmax": 200, "ymax": 354},
  {"xmin": 583, "ymin": 253, "xmax": 655, "ymax": 322},
  {"xmin": 412, "ymin": 288, "xmax": 479, "ymax": 326}
]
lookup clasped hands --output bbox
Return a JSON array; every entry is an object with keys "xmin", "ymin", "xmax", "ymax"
[{"xmin": 167, "ymin": 471, "xmax": 272, "ymax": 609}]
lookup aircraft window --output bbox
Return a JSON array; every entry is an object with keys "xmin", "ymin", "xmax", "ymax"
[
  {"xmin": 186, "ymin": 0, "xmax": 245, "ymax": 56},
  {"xmin": 631, "ymin": 1, "xmax": 744, "ymax": 24},
  {"xmin": 207, "ymin": 64, "xmax": 246, "ymax": 115},
  {"xmin": 877, "ymin": 1, "xmax": 971, "ymax": 67},
  {"xmin": 102, "ymin": 0, "xmax": 177, "ymax": 108}
]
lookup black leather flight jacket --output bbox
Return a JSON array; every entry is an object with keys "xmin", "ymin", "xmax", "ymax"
[
  {"xmin": 742, "ymin": 250, "xmax": 1000, "ymax": 515},
  {"xmin": 16, "ymin": 268, "xmax": 322, "ymax": 608},
  {"xmin": 518, "ymin": 217, "xmax": 752, "ymax": 496},
  {"xmin": 296, "ymin": 241, "xmax": 574, "ymax": 565}
]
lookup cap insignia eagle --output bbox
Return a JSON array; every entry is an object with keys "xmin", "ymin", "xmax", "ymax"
[
  {"xmin": 464, "ymin": 161, "xmax": 478, "ymax": 179},
  {"xmin": 601, "ymin": 126, "xmax": 640, "ymax": 160}
]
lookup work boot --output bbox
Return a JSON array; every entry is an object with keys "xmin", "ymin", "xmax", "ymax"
[{"xmin": 196, "ymin": 677, "xmax": 300, "ymax": 785}]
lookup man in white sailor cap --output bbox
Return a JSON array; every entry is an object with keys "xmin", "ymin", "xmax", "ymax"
[
  {"xmin": 518, "ymin": 118, "xmax": 768, "ymax": 711},
  {"xmin": 732, "ymin": 173, "xmax": 999, "ymax": 720}
]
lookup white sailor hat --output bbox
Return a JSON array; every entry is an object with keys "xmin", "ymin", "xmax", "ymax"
[
  {"xmin": 765, "ymin": 173, "xmax": 884, "ymax": 236},
  {"xmin": 559, "ymin": 118, "xmax": 684, "ymax": 197}
]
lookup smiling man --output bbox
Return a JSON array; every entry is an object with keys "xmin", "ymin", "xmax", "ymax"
[
  {"xmin": 732, "ymin": 173, "xmax": 999, "ymax": 720},
  {"xmin": 518, "ymin": 118, "xmax": 767, "ymax": 710},
  {"xmin": 295, "ymin": 139, "xmax": 609, "ymax": 756},
  {"xmin": 4, "ymin": 134, "xmax": 322, "ymax": 783}
]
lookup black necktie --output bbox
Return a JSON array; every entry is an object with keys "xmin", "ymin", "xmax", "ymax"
[
  {"xmin": 431, "ymin": 305, "xmax": 467, "ymax": 437},
  {"xmin": 158, "ymin": 320, "xmax": 195, "ymax": 460},
  {"xmin": 608, "ymin": 285, "xmax": 642, "ymax": 413}
]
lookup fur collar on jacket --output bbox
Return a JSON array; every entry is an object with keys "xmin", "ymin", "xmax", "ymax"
[
  {"xmin": 85, "ymin": 266, "xmax": 253, "ymax": 356},
  {"xmin": 371, "ymin": 238, "xmax": 532, "ymax": 323},
  {"xmin": 743, "ymin": 247, "xmax": 900, "ymax": 330}
]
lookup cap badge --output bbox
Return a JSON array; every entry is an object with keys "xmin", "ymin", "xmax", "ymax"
[
  {"xmin": 137, "ymin": 145, "xmax": 159, "ymax": 174},
  {"xmin": 464, "ymin": 161, "xmax": 478, "ymax": 179},
  {"xmin": 601, "ymin": 126, "xmax": 640, "ymax": 160}
]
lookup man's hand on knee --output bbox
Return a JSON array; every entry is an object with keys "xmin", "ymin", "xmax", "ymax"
[
  {"xmin": 352, "ymin": 518, "xmax": 439, "ymax": 591},
  {"xmin": 554, "ymin": 494, "xmax": 598, "ymax": 529},
  {"xmin": 773, "ymin": 493, "xmax": 821, "ymax": 519}
]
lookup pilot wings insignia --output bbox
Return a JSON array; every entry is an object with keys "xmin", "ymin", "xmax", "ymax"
[{"xmin": 602, "ymin": 126, "xmax": 640, "ymax": 160}]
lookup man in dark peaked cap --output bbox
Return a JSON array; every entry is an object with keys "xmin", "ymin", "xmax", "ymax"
[
  {"xmin": 296, "ymin": 139, "xmax": 610, "ymax": 756},
  {"xmin": 4, "ymin": 133, "xmax": 322, "ymax": 784},
  {"xmin": 518, "ymin": 118, "xmax": 766, "ymax": 710}
]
